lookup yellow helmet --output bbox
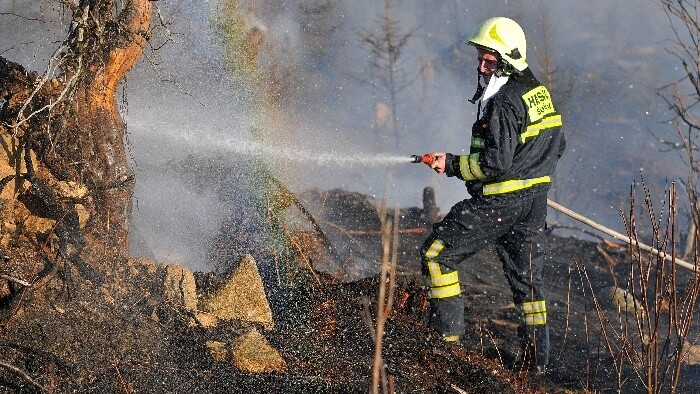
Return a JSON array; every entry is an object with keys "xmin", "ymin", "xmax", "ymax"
[{"xmin": 467, "ymin": 17, "xmax": 528, "ymax": 72}]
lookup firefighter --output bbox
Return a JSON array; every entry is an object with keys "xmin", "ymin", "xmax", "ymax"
[{"xmin": 418, "ymin": 17, "xmax": 565, "ymax": 374}]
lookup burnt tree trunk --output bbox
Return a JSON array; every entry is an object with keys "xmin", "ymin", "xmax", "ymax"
[{"xmin": 0, "ymin": 1, "xmax": 152, "ymax": 280}]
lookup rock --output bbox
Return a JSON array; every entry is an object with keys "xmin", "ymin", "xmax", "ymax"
[
  {"xmin": 192, "ymin": 311, "xmax": 219, "ymax": 328},
  {"xmin": 205, "ymin": 329, "xmax": 287, "ymax": 373},
  {"xmin": 685, "ymin": 342, "xmax": 700, "ymax": 365},
  {"xmin": 599, "ymin": 286, "xmax": 644, "ymax": 316},
  {"xmin": 231, "ymin": 328, "xmax": 286, "ymax": 373},
  {"xmin": 201, "ymin": 254, "xmax": 274, "ymax": 330},
  {"xmin": 53, "ymin": 180, "xmax": 88, "ymax": 199},
  {"xmin": 75, "ymin": 203, "xmax": 90, "ymax": 228},
  {"xmin": 163, "ymin": 264, "xmax": 198, "ymax": 310},
  {"xmin": 23, "ymin": 215, "xmax": 55, "ymax": 234},
  {"xmin": 206, "ymin": 341, "xmax": 229, "ymax": 363}
]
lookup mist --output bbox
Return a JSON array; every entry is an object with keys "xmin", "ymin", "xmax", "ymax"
[{"xmin": 0, "ymin": 0, "xmax": 687, "ymax": 271}]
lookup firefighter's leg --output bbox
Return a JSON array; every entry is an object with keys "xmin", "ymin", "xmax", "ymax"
[
  {"xmin": 421, "ymin": 238, "xmax": 464, "ymax": 340},
  {"xmin": 420, "ymin": 199, "xmax": 511, "ymax": 342},
  {"xmin": 496, "ymin": 196, "xmax": 549, "ymax": 369}
]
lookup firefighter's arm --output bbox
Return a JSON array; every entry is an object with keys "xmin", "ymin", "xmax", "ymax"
[
  {"xmin": 444, "ymin": 153, "xmax": 462, "ymax": 178},
  {"xmin": 444, "ymin": 154, "xmax": 484, "ymax": 193}
]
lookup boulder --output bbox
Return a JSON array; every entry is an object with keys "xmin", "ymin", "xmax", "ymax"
[
  {"xmin": 599, "ymin": 286, "xmax": 644, "ymax": 316},
  {"xmin": 193, "ymin": 311, "xmax": 219, "ymax": 328},
  {"xmin": 201, "ymin": 254, "xmax": 274, "ymax": 330},
  {"xmin": 231, "ymin": 328, "xmax": 286, "ymax": 373},
  {"xmin": 204, "ymin": 329, "xmax": 287, "ymax": 373},
  {"xmin": 163, "ymin": 264, "xmax": 198, "ymax": 310},
  {"xmin": 685, "ymin": 342, "xmax": 700, "ymax": 365}
]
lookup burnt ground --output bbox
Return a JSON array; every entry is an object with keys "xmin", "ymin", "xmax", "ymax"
[
  {"xmin": 263, "ymin": 230, "xmax": 700, "ymax": 394},
  {"xmin": 0, "ymin": 187, "xmax": 698, "ymax": 393}
]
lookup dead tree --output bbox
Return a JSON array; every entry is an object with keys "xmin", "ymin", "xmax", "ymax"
[
  {"xmin": 357, "ymin": 0, "xmax": 416, "ymax": 145},
  {"xmin": 0, "ymin": 1, "xmax": 153, "ymax": 280}
]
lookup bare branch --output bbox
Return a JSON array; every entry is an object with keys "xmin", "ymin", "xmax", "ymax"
[{"xmin": 0, "ymin": 360, "xmax": 48, "ymax": 392}]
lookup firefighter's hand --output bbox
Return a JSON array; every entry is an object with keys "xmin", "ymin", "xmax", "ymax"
[{"xmin": 427, "ymin": 152, "xmax": 446, "ymax": 174}]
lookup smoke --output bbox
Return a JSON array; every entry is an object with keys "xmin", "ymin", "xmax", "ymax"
[
  {"xmin": 126, "ymin": 0, "xmax": 685, "ymax": 268},
  {"xmin": 1, "ymin": 1, "xmax": 687, "ymax": 270}
]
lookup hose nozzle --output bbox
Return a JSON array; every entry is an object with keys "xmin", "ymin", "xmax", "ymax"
[{"xmin": 410, "ymin": 154, "xmax": 435, "ymax": 165}]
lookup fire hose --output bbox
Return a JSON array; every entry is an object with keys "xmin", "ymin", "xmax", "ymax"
[
  {"xmin": 546, "ymin": 199, "xmax": 696, "ymax": 272},
  {"xmin": 411, "ymin": 154, "xmax": 696, "ymax": 272}
]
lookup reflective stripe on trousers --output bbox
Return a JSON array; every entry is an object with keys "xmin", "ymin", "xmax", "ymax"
[
  {"xmin": 516, "ymin": 300, "xmax": 547, "ymax": 326},
  {"xmin": 422, "ymin": 239, "xmax": 461, "ymax": 299}
]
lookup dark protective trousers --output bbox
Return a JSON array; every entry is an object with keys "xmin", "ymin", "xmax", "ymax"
[{"xmin": 420, "ymin": 192, "xmax": 549, "ymax": 366}]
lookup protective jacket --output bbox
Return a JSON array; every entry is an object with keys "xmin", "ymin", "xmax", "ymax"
[{"xmin": 444, "ymin": 68, "xmax": 565, "ymax": 199}]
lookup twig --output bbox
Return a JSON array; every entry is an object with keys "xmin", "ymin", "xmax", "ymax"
[
  {"xmin": 597, "ymin": 244, "xmax": 620, "ymax": 289},
  {"xmin": 370, "ymin": 182, "xmax": 399, "ymax": 394},
  {"xmin": 481, "ymin": 322, "xmax": 504, "ymax": 368},
  {"xmin": 0, "ymin": 360, "xmax": 47, "ymax": 392},
  {"xmin": 557, "ymin": 264, "xmax": 573, "ymax": 361},
  {"xmin": 360, "ymin": 297, "xmax": 389, "ymax": 393},
  {"xmin": 0, "ymin": 274, "xmax": 31, "ymax": 287},
  {"xmin": 112, "ymin": 358, "xmax": 132, "ymax": 394},
  {"xmin": 579, "ymin": 182, "xmax": 700, "ymax": 393}
]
